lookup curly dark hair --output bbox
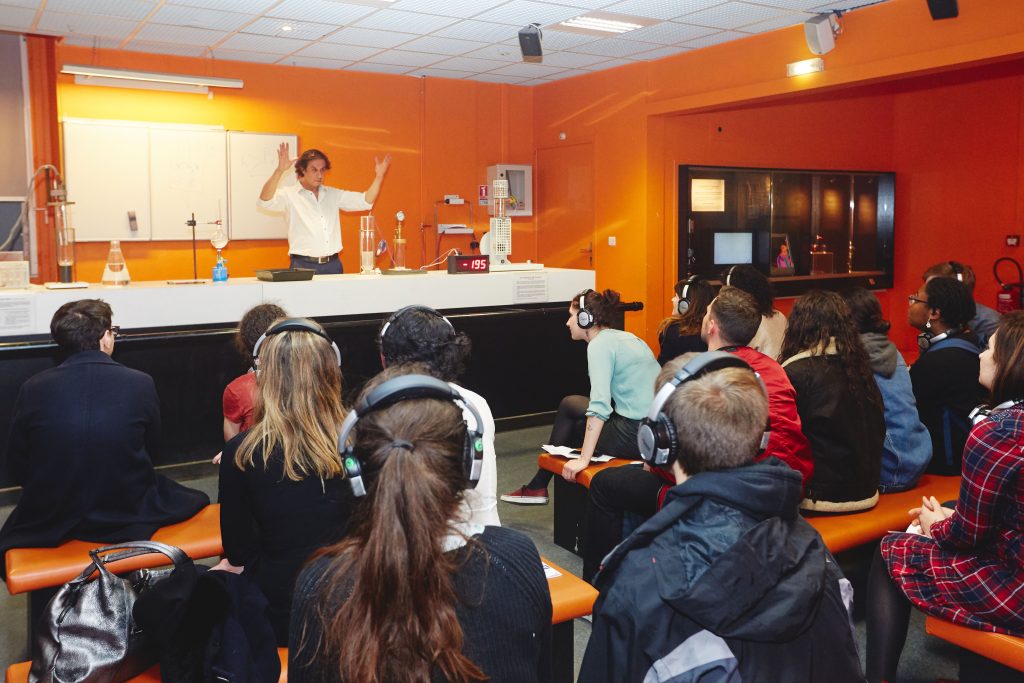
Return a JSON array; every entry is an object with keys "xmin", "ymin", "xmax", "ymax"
[
  {"xmin": 235, "ymin": 303, "xmax": 287, "ymax": 362},
  {"xmin": 724, "ymin": 265, "xmax": 775, "ymax": 317},
  {"xmin": 573, "ymin": 288, "xmax": 622, "ymax": 328},
  {"xmin": 658, "ymin": 277, "xmax": 715, "ymax": 338},
  {"xmin": 779, "ymin": 290, "xmax": 881, "ymax": 410},
  {"xmin": 923, "ymin": 277, "xmax": 976, "ymax": 329},
  {"xmin": 843, "ymin": 287, "xmax": 891, "ymax": 334},
  {"xmin": 377, "ymin": 306, "xmax": 472, "ymax": 382},
  {"xmin": 295, "ymin": 149, "xmax": 331, "ymax": 178},
  {"xmin": 990, "ymin": 311, "xmax": 1024, "ymax": 406}
]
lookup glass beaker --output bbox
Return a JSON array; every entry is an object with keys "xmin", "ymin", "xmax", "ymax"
[
  {"xmin": 101, "ymin": 240, "xmax": 131, "ymax": 286},
  {"xmin": 359, "ymin": 215, "xmax": 376, "ymax": 274}
]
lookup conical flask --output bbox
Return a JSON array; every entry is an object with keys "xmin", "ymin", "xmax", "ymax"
[{"xmin": 101, "ymin": 240, "xmax": 131, "ymax": 286}]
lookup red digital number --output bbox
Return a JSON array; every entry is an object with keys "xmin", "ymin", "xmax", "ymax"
[{"xmin": 473, "ymin": 258, "xmax": 486, "ymax": 270}]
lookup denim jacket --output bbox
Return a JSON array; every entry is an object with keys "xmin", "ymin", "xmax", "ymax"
[{"xmin": 861, "ymin": 332, "xmax": 932, "ymax": 492}]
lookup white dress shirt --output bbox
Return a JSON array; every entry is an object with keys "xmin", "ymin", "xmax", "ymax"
[{"xmin": 259, "ymin": 184, "xmax": 372, "ymax": 257}]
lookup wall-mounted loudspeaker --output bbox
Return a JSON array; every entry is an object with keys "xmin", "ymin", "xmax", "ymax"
[
  {"xmin": 926, "ymin": 0, "xmax": 958, "ymax": 20},
  {"xmin": 518, "ymin": 23, "xmax": 543, "ymax": 63},
  {"xmin": 803, "ymin": 14, "xmax": 835, "ymax": 55}
]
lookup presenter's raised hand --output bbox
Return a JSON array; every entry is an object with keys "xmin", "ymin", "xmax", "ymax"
[
  {"xmin": 375, "ymin": 154, "xmax": 392, "ymax": 177},
  {"xmin": 276, "ymin": 142, "xmax": 296, "ymax": 173}
]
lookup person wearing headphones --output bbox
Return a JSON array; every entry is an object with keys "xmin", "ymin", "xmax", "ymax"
[
  {"xmin": 908, "ymin": 277, "xmax": 986, "ymax": 474},
  {"xmin": 377, "ymin": 304, "xmax": 499, "ymax": 527},
  {"xmin": 502, "ymin": 288, "xmax": 660, "ymax": 505},
  {"xmin": 578, "ymin": 352, "xmax": 862, "ymax": 683},
  {"xmin": 222, "ymin": 303, "xmax": 287, "ymax": 442},
  {"xmin": 722, "ymin": 264, "xmax": 787, "ymax": 361},
  {"xmin": 289, "ymin": 367, "xmax": 552, "ymax": 682},
  {"xmin": 866, "ymin": 311, "xmax": 1024, "ymax": 682},
  {"xmin": 657, "ymin": 276, "xmax": 711, "ymax": 365},
  {"xmin": 922, "ymin": 260, "xmax": 1001, "ymax": 348},
  {"xmin": 218, "ymin": 318, "xmax": 354, "ymax": 645}
]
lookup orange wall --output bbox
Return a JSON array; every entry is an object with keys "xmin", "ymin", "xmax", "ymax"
[{"xmin": 53, "ymin": 45, "xmax": 536, "ymax": 281}]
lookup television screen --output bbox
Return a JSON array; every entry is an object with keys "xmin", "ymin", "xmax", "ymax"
[{"xmin": 714, "ymin": 232, "xmax": 753, "ymax": 265}]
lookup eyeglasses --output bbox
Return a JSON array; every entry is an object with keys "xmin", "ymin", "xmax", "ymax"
[
  {"xmin": 907, "ymin": 295, "xmax": 929, "ymax": 306},
  {"xmin": 109, "ymin": 326, "xmax": 122, "ymax": 339}
]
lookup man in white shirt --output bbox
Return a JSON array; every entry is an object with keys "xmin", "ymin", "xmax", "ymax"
[{"xmin": 259, "ymin": 143, "xmax": 391, "ymax": 274}]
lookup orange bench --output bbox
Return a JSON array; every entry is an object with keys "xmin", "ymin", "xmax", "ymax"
[
  {"xmin": 537, "ymin": 452, "xmax": 637, "ymax": 555},
  {"xmin": 6, "ymin": 647, "xmax": 288, "ymax": 683},
  {"xmin": 803, "ymin": 475, "xmax": 961, "ymax": 554},
  {"xmin": 925, "ymin": 615, "xmax": 1024, "ymax": 673}
]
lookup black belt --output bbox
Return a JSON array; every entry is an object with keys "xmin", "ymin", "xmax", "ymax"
[{"xmin": 291, "ymin": 253, "xmax": 337, "ymax": 264}]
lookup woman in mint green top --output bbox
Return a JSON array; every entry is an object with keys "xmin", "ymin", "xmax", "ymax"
[{"xmin": 501, "ymin": 289, "xmax": 660, "ymax": 505}]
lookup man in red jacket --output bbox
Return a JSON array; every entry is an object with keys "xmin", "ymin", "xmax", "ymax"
[{"xmin": 582, "ymin": 286, "xmax": 811, "ymax": 582}]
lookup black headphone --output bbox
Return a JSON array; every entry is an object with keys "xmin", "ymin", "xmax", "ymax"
[
  {"xmin": 379, "ymin": 304, "xmax": 455, "ymax": 342},
  {"xmin": 637, "ymin": 351, "xmax": 770, "ymax": 467},
  {"xmin": 576, "ymin": 290, "xmax": 596, "ymax": 329},
  {"xmin": 917, "ymin": 326, "xmax": 965, "ymax": 353},
  {"xmin": 336, "ymin": 374, "xmax": 484, "ymax": 497},
  {"xmin": 251, "ymin": 318, "xmax": 341, "ymax": 369},
  {"xmin": 677, "ymin": 275, "xmax": 703, "ymax": 315},
  {"xmin": 724, "ymin": 265, "xmax": 738, "ymax": 287},
  {"xmin": 949, "ymin": 261, "xmax": 965, "ymax": 282},
  {"xmin": 969, "ymin": 399, "xmax": 1024, "ymax": 426}
]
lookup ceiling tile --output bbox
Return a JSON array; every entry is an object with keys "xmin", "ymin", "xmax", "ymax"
[
  {"xmin": 124, "ymin": 40, "xmax": 212, "ymax": 56},
  {"xmin": 489, "ymin": 61, "xmax": 567, "ymax": 78},
  {"xmin": 530, "ymin": 29, "xmax": 596, "ymax": 50},
  {"xmin": 681, "ymin": 1, "xmax": 789, "ymax": 30},
  {"xmin": 38, "ymin": 11, "xmax": 140, "ymax": 39},
  {"xmin": 60, "ymin": 34, "xmax": 123, "ymax": 48},
  {"xmin": 768, "ymin": 0, "xmax": 847, "ymax": 9},
  {"xmin": 212, "ymin": 48, "xmax": 281, "ymax": 63},
  {"xmin": 295, "ymin": 42, "xmax": 382, "ymax": 60},
  {"xmin": 362, "ymin": 49, "xmax": 444, "ymax": 67},
  {"xmin": 0, "ymin": 6, "xmax": 37, "ymax": 30},
  {"xmin": 149, "ymin": 5, "xmax": 250, "ymax": 32},
  {"xmin": 432, "ymin": 19, "xmax": 520, "ymax": 43},
  {"xmin": 602, "ymin": 0, "xmax": 722, "ymax": 20},
  {"xmin": 386, "ymin": 0, "xmax": 508, "ymax": 19},
  {"xmin": 0, "ymin": 0, "xmax": 40, "ymax": 8},
  {"xmin": 739, "ymin": 12, "xmax": 809, "ymax": 33},
  {"xmin": 618, "ymin": 20, "xmax": 716, "ymax": 43},
  {"xmin": 218, "ymin": 33, "xmax": 310, "ymax": 54},
  {"xmin": 133, "ymin": 23, "xmax": 229, "ymax": 46},
  {"xmin": 44, "ymin": 0, "xmax": 155, "ymax": 21},
  {"xmin": 346, "ymin": 62, "xmax": 415, "ymax": 75},
  {"xmin": 471, "ymin": 72, "xmax": 530, "ymax": 84},
  {"xmin": 268, "ymin": 0, "xmax": 377, "ymax": 25},
  {"xmin": 630, "ymin": 44, "xmax": 690, "ymax": 60},
  {"xmin": 583, "ymin": 56, "xmax": 635, "ymax": 70},
  {"xmin": 539, "ymin": 0, "xmax": 615, "ymax": 8},
  {"xmin": 537, "ymin": 68, "xmax": 584, "ymax": 80},
  {"xmin": 407, "ymin": 67, "xmax": 474, "ymax": 78},
  {"xmin": 322, "ymin": 26, "xmax": 417, "ymax": 48},
  {"xmin": 243, "ymin": 17, "xmax": 336, "ymax": 41},
  {"xmin": 681, "ymin": 29, "xmax": 749, "ymax": 48},
  {"xmin": 460, "ymin": 43, "xmax": 523, "ymax": 62},
  {"xmin": 537, "ymin": 50, "xmax": 611, "ymax": 68},
  {"xmin": 277, "ymin": 55, "xmax": 353, "ymax": 69},
  {"xmin": 571, "ymin": 36, "xmax": 658, "ymax": 56},
  {"xmin": 473, "ymin": 1, "xmax": 583, "ymax": 26},
  {"xmin": 169, "ymin": 0, "xmax": 276, "ymax": 11},
  {"xmin": 396, "ymin": 35, "xmax": 487, "ymax": 55},
  {"xmin": 352, "ymin": 8, "xmax": 457, "ymax": 33},
  {"xmin": 428, "ymin": 55, "xmax": 506, "ymax": 72}
]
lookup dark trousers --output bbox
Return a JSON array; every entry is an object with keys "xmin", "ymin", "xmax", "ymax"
[
  {"xmin": 289, "ymin": 254, "xmax": 343, "ymax": 274},
  {"xmin": 582, "ymin": 466, "xmax": 665, "ymax": 582}
]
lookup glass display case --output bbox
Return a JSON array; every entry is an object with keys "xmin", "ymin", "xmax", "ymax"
[{"xmin": 678, "ymin": 165, "xmax": 894, "ymax": 296}]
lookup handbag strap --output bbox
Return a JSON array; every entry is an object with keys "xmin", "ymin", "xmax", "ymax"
[{"xmin": 69, "ymin": 541, "xmax": 191, "ymax": 584}]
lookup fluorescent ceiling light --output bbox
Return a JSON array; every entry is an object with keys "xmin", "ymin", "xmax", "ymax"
[
  {"xmin": 553, "ymin": 12, "xmax": 656, "ymax": 37},
  {"xmin": 787, "ymin": 58, "xmax": 824, "ymax": 77},
  {"xmin": 61, "ymin": 64, "xmax": 243, "ymax": 94}
]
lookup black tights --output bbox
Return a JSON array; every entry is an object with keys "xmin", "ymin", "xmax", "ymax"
[{"xmin": 865, "ymin": 546, "xmax": 912, "ymax": 683}]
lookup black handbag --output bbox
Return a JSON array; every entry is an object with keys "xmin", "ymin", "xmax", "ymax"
[{"xmin": 29, "ymin": 540, "xmax": 193, "ymax": 683}]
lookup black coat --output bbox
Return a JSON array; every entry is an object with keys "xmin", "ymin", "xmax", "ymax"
[{"xmin": 0, "ymin": 351, "xmax": 208, "ymax": 573}]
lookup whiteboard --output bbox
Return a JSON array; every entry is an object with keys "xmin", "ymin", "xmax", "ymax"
[
  {"xmin": 227, "ymin": 131, "xmax": 298, "ymax": 240},
  {"xmin": 149, "ymin": 127, "xmax": 227, "ymax": 241},
  {"xmin": 63, "ymin": 120, "xmax": 152, "ymax": 242}
]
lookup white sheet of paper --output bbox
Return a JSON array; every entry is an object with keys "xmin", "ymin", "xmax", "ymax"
[
  {"xmin": 541, "ymin": 445, "xmax": 615, "ymax": 463},
  {"xmin": 542, "ymin": 562, "xmax": 562, "ymax": 579}
]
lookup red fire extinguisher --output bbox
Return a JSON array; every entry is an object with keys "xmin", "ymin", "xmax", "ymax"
[{"xmin": 994, "ymin": 257, "xmax": 1024, "ymax": 313}]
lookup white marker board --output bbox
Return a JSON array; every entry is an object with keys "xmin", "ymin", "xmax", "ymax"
[
  {"xmin": 149, "ymin": 127, "xmax": 227, "ymax": 241},
  {"xmin": 227, "ymin": 131, "xmax": 298, "ymax": 240}
]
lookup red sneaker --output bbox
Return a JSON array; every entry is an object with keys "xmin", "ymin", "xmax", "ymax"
[{"xmin": 500, "ymin": 486, "xmax": 549, "ymax": 505}]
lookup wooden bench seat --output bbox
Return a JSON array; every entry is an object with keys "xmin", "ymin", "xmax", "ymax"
[
  {"xmin": 537, "ymin": 453, "xmax": 637, "ymax": 555},
  {"xmin": 925, "ymin": 615, "xmax": 1024, "ymax": 673},
  {"xmin": 5, "ymin": 504, "xmax": 223, "ymax": 596},
  {"xmin": 803, "ymin": 475, "xmax": 961, "ymax": 554}
]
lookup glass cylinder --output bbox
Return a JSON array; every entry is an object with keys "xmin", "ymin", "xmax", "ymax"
[
  {"xmin": 101, "ymin": 240, "xmax": 131, "ymax": 286},
  {"xmin": 359, "ymin": 215, "xmax": 376, "ymax": 274},
  {"xmin": 56, "ymin": 223, "xmax": 75, "ymax": 284},
  {"xmin": 393, "ymin": 238, "xmax": 407, "ymax": 269}
]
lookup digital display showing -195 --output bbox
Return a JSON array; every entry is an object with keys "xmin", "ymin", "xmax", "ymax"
[{"xmin": 447, "ymin": 254, "xmax": 490, "ymax": 274}]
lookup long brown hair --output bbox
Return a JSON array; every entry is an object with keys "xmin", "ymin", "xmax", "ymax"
[
  {"xmin": 657, "ymin": 277, "xmax": 715, "ymax": 338},
  {"xmin": 303, "ymin": 365, "xmax": 484, "ymax": 683},
  {"xmin": 779, "ymin": 290, "xmax": 881, "ymax": 410},
  {"xmin": 990, "ymin": 310, "xmax": 1024, "ymax": 406},
  {"xmin": 235, "ymin": 322, "xmax": 346, "ymax": 481}
]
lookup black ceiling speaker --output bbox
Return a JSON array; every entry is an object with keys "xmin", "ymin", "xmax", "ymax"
[
  {"xmin": 518, "ymin": 23, "xmax": 543, "ymax": 63},
  {"xmin": 926, "ymin": 0, "xmax": 958, "ymax": 20}
]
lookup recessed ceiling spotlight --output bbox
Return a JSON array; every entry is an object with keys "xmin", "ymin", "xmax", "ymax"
[
  {"xmin": 551, "ymin": 12, "xmax": 656, "ymax": 37},
  {"xmin": 281, "ymin": 25, "xmax": 293, "ymax": 32}
]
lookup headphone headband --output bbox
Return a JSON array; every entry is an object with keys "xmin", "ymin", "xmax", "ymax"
[
  {"xmin": 251, "ymin": 317, "xmax": 341, "ymax": 368},
  {"xmin": 576, "ymin": 289, "xmax": 596, "ymax": 330},
  {"xmin": 949, "ymin": 261, "xmax": 964, "ymax": 282}
]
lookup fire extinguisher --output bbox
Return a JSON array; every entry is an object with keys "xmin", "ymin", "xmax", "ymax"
[{"xmin": 994, "ymin": 257, "xmax": 1024, "ymax": 313}]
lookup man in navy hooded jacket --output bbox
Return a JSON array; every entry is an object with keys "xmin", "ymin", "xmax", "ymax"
[{"xmin": 578, "ymin": 352, "xmax": 863, "ymax": 682}]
